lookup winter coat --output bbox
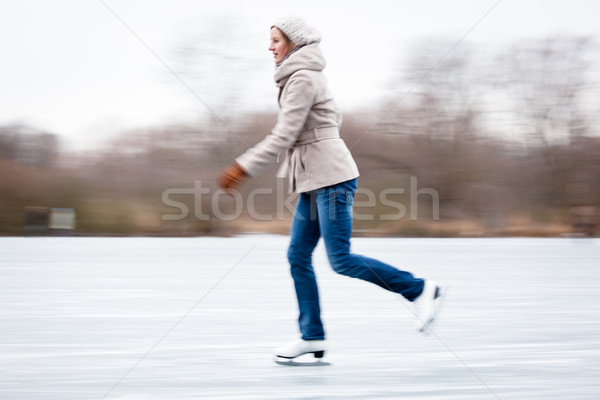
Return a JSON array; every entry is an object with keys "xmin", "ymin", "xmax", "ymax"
[{"xmin": 235, "ymin": 43, "xmax": 359, "ymax": 193}]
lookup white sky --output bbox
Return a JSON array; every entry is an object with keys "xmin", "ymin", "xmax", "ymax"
[{"xmin": 1, "ymin": 0, "xmax": 600, "ymax": 149}]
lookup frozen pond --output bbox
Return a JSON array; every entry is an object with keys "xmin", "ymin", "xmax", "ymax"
[{"xmin": 1, "ymin": 236, "xmax": 599, "ymax": 399}]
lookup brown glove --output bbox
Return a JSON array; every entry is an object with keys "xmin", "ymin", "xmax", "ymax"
[{"xmin": 218, "ymin": 161, "xmax": 248, "ymax": 190}]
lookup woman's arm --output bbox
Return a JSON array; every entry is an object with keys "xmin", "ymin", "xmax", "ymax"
[{"xmin": 234, "ymin": 71, "xmax": 316, "ymax": 177}]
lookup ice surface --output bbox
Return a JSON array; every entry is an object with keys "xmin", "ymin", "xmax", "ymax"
[{"xmin": 1, "ymin": 236, "xmax": 599, "ymax": 399}]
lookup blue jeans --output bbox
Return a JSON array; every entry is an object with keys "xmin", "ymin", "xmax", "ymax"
[{"xmin": 287, "ymin": 178, "xmax": 425, "ymax": 340}]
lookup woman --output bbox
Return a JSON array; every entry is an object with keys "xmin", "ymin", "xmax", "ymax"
[{"xmin": 218, "ymin": 16, "xmax": 443, "ymax": 361}]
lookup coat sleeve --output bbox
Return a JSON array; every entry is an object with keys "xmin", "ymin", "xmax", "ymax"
[{"xmin": 235, "ymin": 71, "xmax": 316, "ymax": 177}]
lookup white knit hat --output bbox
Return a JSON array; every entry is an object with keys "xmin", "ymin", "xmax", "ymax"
[{"xmin": 272, "ymin": 15, "xmax": 321, "ymax": 46}]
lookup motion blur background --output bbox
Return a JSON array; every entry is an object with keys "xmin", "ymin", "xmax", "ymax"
[{"xmin": 1, "ymin": 0, "xmax": 599, "ymax": 237}]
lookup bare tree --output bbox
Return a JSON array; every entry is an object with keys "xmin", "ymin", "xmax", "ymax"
[
  {"xmin": 499, "ymin": 36, "xmax": 594, "ymax": 146},
  {"xmin": 0, "ymin": 124, "xmax": 60, "ymax": 168}
]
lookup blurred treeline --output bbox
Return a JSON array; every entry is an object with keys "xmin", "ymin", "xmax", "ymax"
[{"xmin": 1, "ymin": 37, "xmax": 599, "ymax": 236}]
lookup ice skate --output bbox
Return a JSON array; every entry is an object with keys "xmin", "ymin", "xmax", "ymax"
[
  {"xmin": 274, "ymin": 339, "xmax": 329, "ymax": 366},
  {"xmin": 413, "ymin": 280, "xmax": 445, "ymax": 333}
]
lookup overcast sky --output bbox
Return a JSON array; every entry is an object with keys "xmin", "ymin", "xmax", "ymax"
[{"xmin": 1, "ymin": 0, "xmax": 600, "ymax": 149}]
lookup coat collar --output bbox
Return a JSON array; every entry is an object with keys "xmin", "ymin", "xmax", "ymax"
[{"xmin": 274, "ymin": 43, "xmax": 326, "ymax": 87}]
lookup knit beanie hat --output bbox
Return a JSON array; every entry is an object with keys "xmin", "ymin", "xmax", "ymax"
[{"xmin": 272, "ymin": 15, "xmax": 321, "ymax": 46}]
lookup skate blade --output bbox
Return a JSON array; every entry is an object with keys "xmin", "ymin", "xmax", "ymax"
[
  {"xmin": 419, "ymin": 286, "xmax": 448, "ymax": 335},
  {"xmin": 274, "ymin": 357, "xmax": 331, "ymax": 366}
]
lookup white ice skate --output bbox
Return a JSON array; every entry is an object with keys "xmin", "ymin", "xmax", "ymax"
[
  {"xmin": 274, "ymin": 339, "xmax": 329, "ymax": 366},
  {"xmin": 413, "ymin": 280, "xmax": 445, "ymax": 333}
]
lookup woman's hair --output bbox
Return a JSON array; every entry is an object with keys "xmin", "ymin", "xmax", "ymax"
[{"xmin": 271, "ymin": 26, "xmax": 292, "ymax": 44}]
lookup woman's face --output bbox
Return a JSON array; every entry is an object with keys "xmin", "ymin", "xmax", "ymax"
[{"xmin": 269, "ymin": 27, "xmax": 294, "ymax": 64}]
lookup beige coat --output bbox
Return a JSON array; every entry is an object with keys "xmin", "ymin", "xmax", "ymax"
[{"xmin": 235, "ymin": 43, "xmax": 359, "ymax": 193}]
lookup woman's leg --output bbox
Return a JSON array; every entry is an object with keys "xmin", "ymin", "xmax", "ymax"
[
  {"xmin": 316, "ymin": 179, "xmax": 425, "ymax": 301},
  {"xmin": 287, "ymin": 192, "xmax": 324, "ymax": 340}
]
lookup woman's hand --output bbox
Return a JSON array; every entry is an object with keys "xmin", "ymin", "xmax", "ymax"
[{"xmin": 218, "ymin": 162, "xmax": 248, "ymax": 190}]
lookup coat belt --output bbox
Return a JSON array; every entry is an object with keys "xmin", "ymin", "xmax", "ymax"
[
  {"xmin": 293, "ymin": 126, "xmax": 339, "ymax": 146},
  {"xmin": 276, "ymin": 126, "xmax": 340, "ymax": 181}
]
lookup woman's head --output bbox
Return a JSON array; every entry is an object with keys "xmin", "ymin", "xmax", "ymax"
[
  {"xmin": 269, "ymin": 27, "xmax": 295, "ymax": 64},
  {"xmin": 269, "ymin": 16, "xmax": 321, "ymax": 64}
]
